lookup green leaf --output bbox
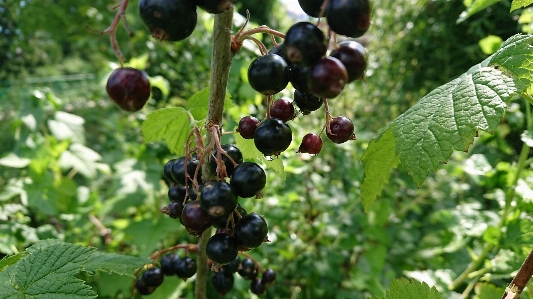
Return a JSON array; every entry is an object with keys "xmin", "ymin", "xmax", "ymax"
[
  {"xmin": 141, "ymin": 107, "xmax": 191, "ymax": 155},
  {"xmin": 489, "ymin": 34, "xmax": 533, "ymax": 89},
  {"xmin": 457, "ymin": 0, "xmax": 500, "ymax": 23},
  {"xmin": 482, "ymin": 225, "xmax": 501, "ymax": 245},
  {"xmin": 235, "ymin": 134, "xmax": 285, "ymax": 182},
  {"xmin": 0, "ymin": 253, "xmax": 26, "ymax": 272},
  {"xmin": 186, "ymin": 87, "xmax": 234, "ymax": 121},
  {"xmin": 149, "ymin": 75, "xmax": 171, "ymax": 99},
  {"xmin": 510, "ymin": 0, "xmax": 533, "ymax": 12},
  {"xmin": 475, "ymin": 283, "xmax": 505, "ymax": 299},
  {"xmin": 0, "ymin": 153, "xmax": 31, "ymax": 168},
  {"xmin": 479, "ymin": 35, "xmax": 502, "ymax": 55},
  {"xmin": 82, "ymin": 251, "xmax": 151, "ymax": 277},
  {"xmin": 371, "ymin": 278, "xmax": 443, "ymax": 299},
  {"xmin": 361, "ymin": 126, "xmax": 400, "ymax": 212}
]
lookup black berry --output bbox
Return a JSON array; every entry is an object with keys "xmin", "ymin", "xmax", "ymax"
[
  {"xmin": 262, "ymin": 268, "xmax": 276, "ymax": 284},
  {"xmin": 139, "ymin": 0, "xmax": 197, "ymax": 41},
  {"xmin": 230, "ymin": 162, "xmax": 266, "ymax": 198},
  {"xmin": 309, "ymin": 56, "xmax": 348, "ymax": 98},
  {"xmin": 163, "ymin": 159, "xmax": 178, "ymax": 183},
  {"xmin": 270, "ymin": 98, "xmax": 295, "ymax": 122},
  {"xmin": 142, "ymin": 267, "xmax": 164, "ymax": 287},
  {"xmin": 326, "ymin": 116, "xmax": 356, "ymax": 144},
  {"xmin": 329, "ymin": 40, "xmax": 368, "ymax": 82},
  {"xmin": 250, "ymin": 278, "xmax": 267, "ymax": 295},
  {"xmin": 200, "ymin": 181, "xmax": 238, "ymax": 218},
  {"xmin": 222, "ymin": 256, "xmax": 241, "ymax": 273},
  {"xmin": 161, "ymin": 254, "xmax": 179, "ymax": 276},
  {"xmin": 135, "ymin": 276, "xmax": 156, "ymax": 295},
  {"xmin": 209, "ymin": 144, "xmax": 243, "ymax": 177},
  {"xmin": 211, "ymin": 271, "xmax": 235, "ymax": 296},
  {"xmin": 254, "ymin": 118, "xmax": 292, "ymax": 156},
  {"xmin": 234, "ymin": 212, "xmax": 268, "ymax": 249},
  {"xmin": 283, "ymin": 22, "xmax": 327, "ymax": 66},
  {"xmin": 238, "ymin": 258, "xmax": 258, "ymax": 279},
  {"xmin": 326, "ymin": 0, "xmax": 371, "ymax": 38},
  {"xmin": 106, "ymin": 68, "xmax": 151, "ymax": 112},
  {"xmin": 248, "ymin": 54, "xmax": 290, "ymax": 95},
  {"xmin": 174, "ymin": 256, "xmax": 197, "ymax": 279},
  {"xmin": 212, "ymin": 203, "xmax": 247, "ymax": 229},
  {"xmin": 206, "ymin": 233, "xmax": 239, "ymax": 265},
  {"xmin": 180, "ymin": 200, "xmax": 213, "ymax": 237},
  {"xmin": 294, "ymin": 90, "xmax": 323, "ymax": 115},
  {"xmin": 197, "ymin": 0, "xmax": 234, "ymax": 14}
]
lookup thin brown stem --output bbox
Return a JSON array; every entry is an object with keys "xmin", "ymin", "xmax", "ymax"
[{"xmin": 501, "ymin": 247, "xmax": 533, "ymax": 299}]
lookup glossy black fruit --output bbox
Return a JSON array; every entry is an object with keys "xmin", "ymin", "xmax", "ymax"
[
  {"xmin": 254, "ymin": 118, "xmax": 292, "ymax": 156},
  {"xmin": 142, "ymin": 267, "xmax": 164, "ymax": 287},
  {"xmin": 106, "ymin": 68, "xmax": 151, "ymax": 112},
  {"xmin": 326, "ymin": 0, "xmax": 371, "ymax": 38},
  {"xmin": 212, "ymin": 203, "xmax": 247, "ymax": 229},
  {"xmin": 139, "ymin": 0, "xmax": 197, "ymax": 41},
  {"xmin": 329, "ymin": 40, "xmax": 368, "ymax": 82},
  {"xmin": 161, "ymin": 254, "xmax": 179, "ymax": 276},
  {"xmin": 171, "ymin": 155, "xmax": 201, "ymax": 185},
  {"xmin": 270, "ymin": 98, "xmax": 295, "ymax": 122},
  {"xmin": 298, "ymin": 0, "xmax": 326, "ymax": 17},
  {"xmin": 135, "ymin": 276, "xmax": 156, "ymax": 295},
  {"xmin": 326, "ymin": 116, "xmax": 356, "ymax": 143},
  {"xmin": 212, "ymin": 271, "xmax": 235, "ymax": 296},
  {"xmin": 289, "ymin": 64, "xmax": 311, "ymax": 94},
  {"xmin": 222, "ymin": 256, "xmax": 241, "ymax": 273},
  {"xmin": 200, "ymin": 181, "xmax": 238, "ymax": 218},
  {"xmin": 234, "ymin": 212, "xmax": 268, "ymax": 248},
  {"xmin": 174, "ymin": 256, "xmax": 197, "ymax": 279},
  {"xmin": 237, "ymin": 116, "xmax": 260, "ymax": 139},
  {"xmin": 238, "ymin": 258, "xmax": 258, "ymax": 279},
  {"xmin": 165, "ymin": 200, "xmax": 184, "ymax": 219},
  {"xmin": 283, "ymin": 22, "xmax": 327, "ymax": 66},
  {"xmin": 206, "ymin": 233, "xmax": 239, "ymax": 265},
  {"xmin": 309, "ymin": 56, "xmax": 348, "ymax": 98},
  {"xmin": 262, "ymin": 268, "xmax": 276, "ymax": 284},
  {"xmin": 163, "ymin": 159, "xmax": 178, "ymax": 183},
  {"xmin": 209, "ymin": 144, "xmax": 243, "ymax": 177},
  {"xmin": 197, "ymin": 0, "xmax": 234, "ymax": 14},
  {"xmin": 294, "ymin": 90, "xmax": 323, "ymax": 115},
  {"xmin": 230, "ymin": 162, "xmax": 266, "ymax": 198},
  {"xmin": 248, "ymin": 54, "xmax": 289, "ymax": 95},
  {"xmin": 180, "ymin": 200, "xmax": 213, "ymax": 237},
  {"xmin": 250, "ymin": 278, "xmax": 266, "ymax": 295},
  {"xmin": 268, "ymin": 43, "xmax": 284, "ymax": 57},
  {"xmin": 297, "ymin": 133, "xmax": 323, "ymax": 154},
  {"xmin": 168, "ymin": 185, "xmax": 186, "ymax": 202}
]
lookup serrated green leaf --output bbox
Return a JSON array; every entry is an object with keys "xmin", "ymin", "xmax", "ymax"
[
  {"xmin": 141, "ymin": 107, "xmax": 191, "ymax": 155},
  {"xmin": 371, "ymin": 278, "xmax": 443, "ymax": 299},
  {"xmin": 0, "ymin": 253, "xmax": 26, "ymax": 272},
  {"xmin": 457, "ymin": 0, "xmax": 499, "ymax": 23},
  {"xmin": 489, "ymin": 34, "xmax": 533, "ymax": 89},
  {"xmin": 235, "ymin": 134, "xmax": 285, "ymax": 182},
  {"xmin": 361, "ymin": 126, "xmax": 400, "ymax": 212},
  {"xmin": 82, "ymin": 251, "xmax": 151, "ymax": 277},
  {"xmin": 475, "ymin": 282, "xmax": 505, "ymax": 299},
  {"xmin": 186, "ymin": 87, "xmax": 234, "ymax": 121},
  {"xmin": 510, "ymin": 0, "xmax": 533, "ymax": 12}
]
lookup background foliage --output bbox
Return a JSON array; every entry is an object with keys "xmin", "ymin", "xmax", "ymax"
[{"xmin": 0, "ymin": 0, "xmax": 532, "ymax": 298}]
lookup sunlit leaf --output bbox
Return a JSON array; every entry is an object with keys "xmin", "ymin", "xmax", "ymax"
[
  {"xmin": 0, "ymin": 154, "xmax": 31, "ymax": 168},
  {"xmin": 489, "ymin": 34, "xmax": 533, "ymax": 89},
  {"xmin": 186, "ymin": 87, "xmax": 234, "ymax": 121},
  {"xmin": 371, "ymin": 278, "xmax": 443, "ymax": 299},
  {"xmin": 479, "ymin": 35, "xmax": 502, "ymax": 55},
  {"xmin": 457, "ymin": 0, "xmax": 499, "ymax": 23},
  {"xmin": 510, "ymin": 0, "xmax": 533, "ymax": 11},
  {"xmin": 235, "ymin": 134, "xmax": 285, "ymax": 182},
  {"xmin": 141, "ymin": 107, "xmax": 191, "ymax": 155}
]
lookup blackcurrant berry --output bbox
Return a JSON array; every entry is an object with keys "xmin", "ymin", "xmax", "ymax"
[
  {"xmin": 297, "ymin": 133, "xmax": 323, "ymax": 154},
  {"xmin": 139, "ymin": 0, "xmax": 197, "ymax": 41},
  {"xmin": 180, "ymin": 200, "xmax": 213, "ymax": 237},
  {"xmin": 168, "ymin": 185, "xmax": 187, "ymax": 202},
  {"xmin": 289, "ymin": 64, "xmax": 311, "ymax": 94},
  {"xmin": 197, "ymin": 0, "xmax": 234, "ymax": 14},
  {"xmin": 142, "ymin": 267, "xmax": 164, "ymax": 287},
  {"xmin": 283, "ymin": 22, "xmax": 327, "ymax": 66},
  {"xmin": 298, "ymin": 0, "xmax": 327, "ymax": 17},
  {"xmin": 309, "ymin": 57, "xmax": 348, "ymax": 98},
  {"xmin": 212, "ymin": 271, "xmax": 235, "ymax": 296},
  {"xmin": 222, "ymin": 256, "xmax": 241, "ymax": 273},
  {"xmin": 230, "ymin": 162, "xmax": 266, "ymax": 198},
  {"xmin": 294, "ymin": 90, "xmax": 323, "ymax": 115},
  {"xmin": 106, "ymin": 67, "xmax": 151, "ymax": 112},
  {"xmin": 212, "ymin": 203, "xmax": 247, "ymax": 229},
  {"xmin": 268, "ymin": 43, "xmax": 284, "ymax": 57},
  {"xmin": 326, "ymin": 0, "xmax": 371, "ymax": 38},
  {"xmin": 200, "ymin": 181, "xmax": 238, "ymax": 218},
  {"xmin": 238, "ymin": 258, "xmax": 258, "ymax": 280},
  {"xmin": 329, "ymin": 40, "xmax": 368, "ymax": 82},
  {"xmin": 171, "ymin": 154, "xmax": 201, "ymax": 185},
  {"xmin": 234, "ymin": 212, "xmax": 268, "ymax": 249},
  {"xmin": 135, "ymin": 276, "xmax": 156, "ymax": 295},
  {"xmin": 209, "ymin": 144, "xmax": 243, "ymax": 177},
  {"xmin": 262, "ymin": 268, "xmax": 276, "ymax": 284},
  {"xmin": 270, "ymin": 98, "xmax": 296, "ymax": 122},
  {"xmin": 250, "ymin": 278, "xmax": 267, "ymax": 295},
  {"xmin": 326, "ymin": 116, "xmax": 356, "ymax": 144},
  {"xmin": 206, "ymin": 233, "xmax": 239, "ymax": 265},
  {"xmin": 161, "ymin": 254, "xmax": 179, "ymax": 276},
  {"xmin": 237, "ymin": 116, "xmax": 260, "ymax": 139},
  {"xmin": 163, "ymin": 159, "xmax": 178, "ymax": 183},
  {"xmin": 254, "ymin": 118, "xmax": 292, "ymax": 156},
  {"xmin": 174, "ymin": 256, "xmax": 197, "ymax": 279},
  {"xmin": 164, "ymin": 200, "xmax": 184, "ymax": 219},
  {"xmin": 248, "ymin": 54, "xmax": 289, "ymax": 95}
]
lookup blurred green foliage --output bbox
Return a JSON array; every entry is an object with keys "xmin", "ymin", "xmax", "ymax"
[{"xmin": 0, "ymin": 0, "xmax": 532, "ymax": 298}]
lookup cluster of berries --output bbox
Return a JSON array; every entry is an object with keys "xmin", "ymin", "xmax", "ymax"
[
  {"xmin": 135, "ymin": 253, "xmax": 197, "ymax": 295},
  {"xmin": 211, "ymin": 256, "xmax": 276, "ymax": 296}
]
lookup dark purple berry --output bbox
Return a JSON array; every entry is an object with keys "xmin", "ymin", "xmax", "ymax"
[
  {"xmin": 234, "ymin": 212, "xmax": 268, "ymax": 249},
  {"xmin": 230, "ymin": 162, "xmax": 266, "ymax": 198},
  {"xmin": 174, "ymin": 256, "xmax": 197, "ymax": 279},
  {"xmin": 139, "ymin": 0, "xmax": 197, "ymax": 41},
  {"xmin": 294, "ymin": 90, "xmax": 323, "ymax": 115},
  {"xmin": 212, "ymin": 271, "xmax": 235, "ymax": 296},
  {"xmin": 268, "ymin": 43, "xmax": 284, "ymax": 57},
  {"xmin": 164, "ymin": 200, "xmax": 184, "ymax": 219},
  {"xmin": 200, "ymin": 181, "xmax": 238, "ymax": 218},
  {"xmin": 237, "ymin": 116, "xmax": 260, "ymax": 139},
  {"xmin": 163, "ymin": 159, "xmax": 178, "ymax": 183},
  {"xmin": 289, "ymin": 65, "xmax": 311, "ymax": 94},
  {"xmin": 135, "ymin": 276, "xmax": 156, "ymax": 295},
  {"xmin": 297, "ymin": 133, "xmax": 323, "ymax": 154},
  {"xmin": 254, "ymin": 118, "xmax": 292, "ymax": 156},
  {"xmin": 283, "ymin": 22, "xmax": 327, "ymax": 66},
  {"xmin": 270, "ymin": 98, "xmax": 295, "ymax": 122},
  {"xmin": 180, "ymin": 200, "xmax": 213, "ymax": 237},
  {"xmin": 142, "ymin": 267, "xmax": 164, "ymax": 287},
  {"xmin": 248, "ymin": 54, "xmax": 289, "ymax": 95},
  {"xmin": 262, "ymin": 268, "xmax": 276, "ymax": 284},
  {"xmin": 298, "ymin": 0, "xmax": 327, "ymax": 17},
  {"xmin": 238, "ymin": 258, "xmax": 258, "ymax": 279},
  {"xmin": 326, "ymin": 116, "xmax": 356, "ymax": 144},
  {"xmin": 326, "ymin": 0, "xmax": 371, "ymax": 38},
  {"xmin": 206, "ymin": 233, "xmax": 239, "ymax": 265},
  {"xmin": 209, "ymin": 144, "xmax": 243, "ymax": 177},
  {"xmin": 309, "ymin": 56, "xmax": 348, "ymax": 98},
  {"xmin": 171, "ymin": 154, "xmax": 201, "ymax": 185},
  {"xmin": 329, "ymin": 40, "xmax": 368, "ymax": 82},
  {"xmin": 106, "ymin": 68, "xmax": 151, "ymax": 112},
  {"xmin": 250, "ymin": 278, "xmax": 266, "ymax": 295},
  {"xmin": 161, "ymin": 254, "xmax": 179, "ymax": 276}
]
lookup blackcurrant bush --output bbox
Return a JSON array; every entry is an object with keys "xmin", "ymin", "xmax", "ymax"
[
  {"xmin": 206, "ymin": 233, "xmax": 239, "ymax": 265},
  {"xmin": 270, "ymin": 98, "xmax": 295, "ymax": 122},
  {"xmin": 237, "ymin": 116, "xmax": 260, "ymax": 139},
  {"xmin": 142, "ymin": 267, "xmax": 164, "ymax": 287},
  {"xmin": 197, "ymin": 0, "xmax": 234, "ymax": 14},
  {"xmin": 174, "ymin": 256, "xmax": 197, "ymax": 279},
  {"xmin": 139, "ymin": 0, "xmax": 197, "ymax": 41},
  {"xmin": 222, "ymin": 256, "xmax": 241, "ymax": 273},
  {"xmin": 163, "ymin": 159, "xmax": 177, "ymax": 183},
  {"xmin": 212, "ymin": 203, "xmax": 247, "ymax": 229},
  {"xmin": 326, "ymin": 0, "xmax": 371, "ymax": 38},
  {"xmin": 283, "ymin": 22, "xmax": 327, "ymax": 66},
  {"xmin": 230, "ymin": 162, "xmax": 266, "ymax": 198},
  {"xmin": 254, "ymin": 118, "xmax": 292, "ymax": 156},
  {"xmin": 161, "ymin": 254, "xmax": 179, "ymax": 276},
  {"xmin": 250, "ymin": 278, "xmax": 267, "ymax": 295},
  {"xmin": 238, "ymin": 258, "xmax": 258, "ymax": 279},
  {"xmin": 212, "ymin": 271, "xmax": 235, "ymax": 296},
  {"xmin": 180, "ymin": 200, "xmax": 213, "ymax": 237},
  {"xmin": 106, "ymin": 67, "xmax": 151, "ymax": 112},
  {"xmin": 135, "ymin": 276, "xmax": 156, "ymax": 295},
  {"xmin": 234, "ymin": 212, "xmax": 268, "ymax": 249},
  {"xmin": 262, "ymin": 268, "xmax": 276, "ymax": 284},
  {"xmin": 309, "ymin": 56, "xmax": 348, "ymax": 98},
  {"xmin": 329, "ymin": 40, "xmax": 368, "ymax": 82},
  {"xmin": 326, "ymin": 116, "xmax": 356, "ymax": 144},
  {"xmin": 298, "ymin": 0, "xmax": 327, "ymax": 17},
  {"xmin": 209, "ymin": 144, "xmax": 243, "ymax": 177},
  {"xmin": 294, "ymin": 90, "xmax": 323, "ymax": 115},
  {"xmin": 297, "ymin": 133, "xmax": 323, "ymax": 154},
  {"xmin": 200, "ymin": 181, "xmax": 238, "ymax": 218},
  {"xmin": 248, "ymin": 54, "xmax": 289, "ymax": 95}
]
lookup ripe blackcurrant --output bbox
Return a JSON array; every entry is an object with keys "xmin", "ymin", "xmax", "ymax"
[
  {"xmin": 237, "ymin": 116, "xmax": 260, "ymax": 139},
  {"xmin": 329, "ymin": 40, "xmax": 368, "ymax": 82},
  {"xmin": 180, "ymin": 200, "xmax": 213, "ymax": 237},
  {"xmin": 230, "ymin": 162, "xmax": 266, "ymax": 198},
  {"xmin": 212, "ymin": 271, "xmax": 235, "ymax": 296},
  {"xmin": 298, "ymin": 0, "xmax": 326, "ymax": 17},
  {"xmin": 262, "ymin": 268, "xmax": 276, "ymax": 284},
  {"xmin": 289, "ymin": 64, "xmax": 311, "ymax": 94},
  {"xmin": 326, "ymin": 0, "xmax": 372, "ymax": 38},
  {"xmin": 164, "ymin": 200, "xmax": 184, "ymax": 219},
  {"xmin": 326, "ymin": 116, "xmax": 356, "ymax": 144},
  {"xmin": 206, "ymin": 233, "xmax": 239, "ymax": 265},
  {"xmin": 222, "ymin": 256, "xmax": 241, "ymax": 273},
  {"xmin": 234, "ymin": 212, "xmax": 268, "ymax": 249},
  {"xmin": 168, "ymin": 185, "xmax": 186, "ymax": 202},
  {"xmin": 174, "ymin": 256, "xmax": 197, "ymax": 279},
  {"xmin": 209, "ymin": 144, "xmax": 243, "ymax": 177},
  {"xmin": 171, "ymin": 154, "xmax": 201, "ymax": 185},
  {"xmin": 309, "ymin": 57, "xmax": 348, "ymax": 98},
  {"xmin": 254, "ymin": 118, "xmax": 292, "ymax": 156},
  {"xmin": 250, "ymin": 278, "xmax": 267, "ymax": 295},
  {"xmin": 135, "ymin": 276, "xmax": 156, "ymax": 295},
  {"xmin": 163, "ymin": 159, "xmax": 177, "ymax": 183},
  {"xmin": 139, "ymin": 0, "xmax": 197, "ymax": 41},
  {"xmin": 106, "ymin": 68, "xmax": 151, "ymax": 112},
  {"xmin": 270, "ymin": 98, "xmax": 296, "ymax": 122},
  {"xmin": 212, "ymin": 203, "xmax": 247, "ymax": 229},
  {"xmin": 161, "ymin": 254, "xmax": 179, "ymax": 276},
  {"xmin": 297, "ymin": 133, "xmax": 323, "ymax": 154},
  {"xmin": 294, "ymin": 90, "xmax": 323, "ymax": 115},
  {"xmin": 238, "ymin": 258, "xmax": 258, "ymax": 279},
  {"xmin": 283, "ymin": 22, "xmax": 327, "ymax": 66},
  {"xmin": 142, "ymin": 267, "xmax": 164, "ymax": 287},
  {"xmin": 200, "ymin": 181, "xmax": 238, "ymax": 218},
  {"xmin": 248, "ymin": 54, "xmax": 289, "ymax": 95},
  {"xmin": 197, "ymin": 0, "xmax": 234, "ymax": 14}
]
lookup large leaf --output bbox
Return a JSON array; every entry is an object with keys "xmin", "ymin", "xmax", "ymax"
[
  {"xmin": 371, "ymin": 278, "xmax": 443, "ymax": 299},
  {"xmin": 186, "ymin": 87, "xmax": 233, "ymax": 121},
  {"xmin": 489, "ymin": 34, "xmax": 533, "ymax": 89},
  {"xmin": 235, "ymin": 134, "xmax": 285, "ymax": 182},
  {"xmin": 510, "ymin": 0, "xmax": 533, "ymax": 12},
  {"xmin": 141, "ymin": 107, "xmax": 191, "ymax": 155},
  {"xmin": 82, "ymin": 251, "xmax": 151, "ymax": 276}
]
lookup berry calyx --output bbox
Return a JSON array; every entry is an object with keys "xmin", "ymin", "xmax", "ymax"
[
  {"xmin": 254, "ymin": 118, "xmax": 292, "ymax": 156},
  {"xmin": 297, "ymin": 133, "xmax": 323, "ymax": 154},
  {"xmin": 106, "ymin": 67, "xmax": 151, "ymax": 112},
  {"xmin": 326, "ymin": 116, "xmax": 356, "ymax": 144}
]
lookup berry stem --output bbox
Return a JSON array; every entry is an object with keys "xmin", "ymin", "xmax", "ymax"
[{"xmin": 99, "ymin": 0, "xmax": 131, "ymax": 65}]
